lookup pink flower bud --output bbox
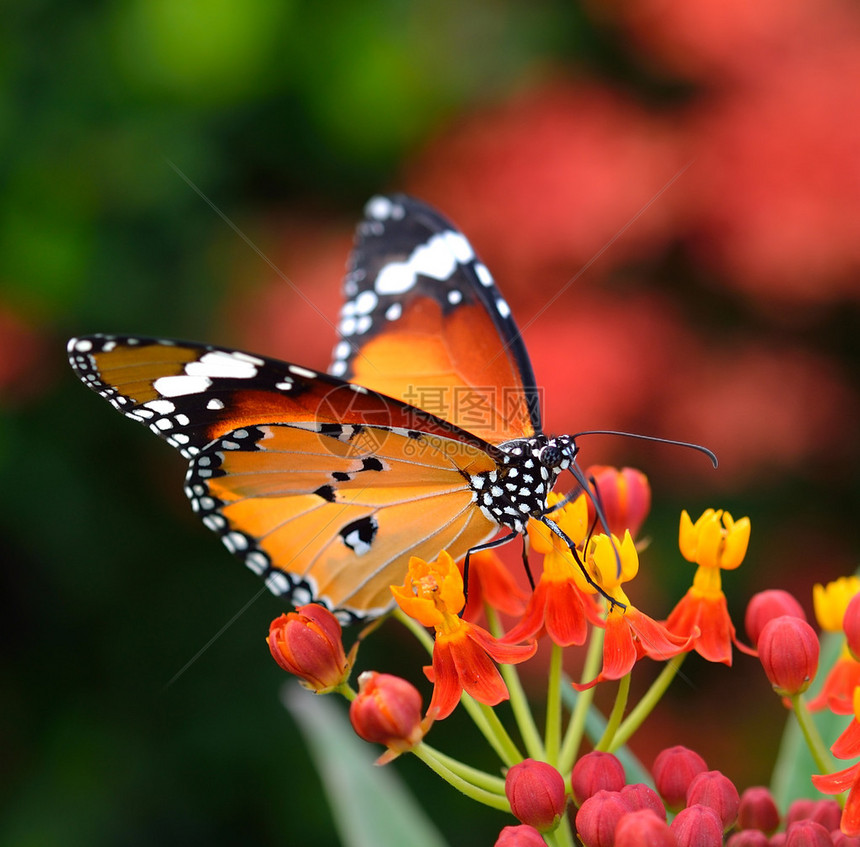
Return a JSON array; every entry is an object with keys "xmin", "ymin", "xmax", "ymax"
[
  {"xmin": 809, "ymin": 799, "xmax": 841, "ymax": 831},
  {"xmin": 737, "ymin": 786, "xmax": 780, "ymax": 833},
  {"xmin": 845, "ymin": 594, "xmax": 860, "ymax": 661},
  {"xmin": 686, "ymin": 770, "xmax": 740, "ymax": 831},
  {"xmin": 349, "ymin": 672, "xmax": 427, "ymax": 760},
  {"xmin": 576, "ymin": 790, "xmax": 631, "ymax": 847},
  {"xmin": 786, "ymin": 799, "xmax": 817, "ymax": 827},
  {"xmin": 614, "ymin": 809, "xmax": 674, "ymax": 847},
  {"xmin": 652, "ymin": 746, "xmax": 708, "ymax": 811},
  {"xmin": 505, "ymin": 759, "xmax": 567, "ymax": 833},
  {"xmin": 571, "ymin": 751, "xmax": 626, "ymax": 806},
  {"xmin": 745, "ymin": 590, "xmax": 807, "ymax": 646},
  {"xmin": 671, "ymin": 804, "xmax": 724, "ymax": 847},
  {"xmin": 758, "ymin": 616, "xmax": 820, "ymax": 696},
  {"xmin": 267, "ymin": 605, "xmax": 350, "ymax": 691},
  {"xmin": 620, "ymin": 783, "xmax": 666, "ymax": 820},
  {"xmin": 585, "ymin": 465, "xmax": 651, "ymax": 538},
  {"xmin": 832, "ymin": 830, "xmax": 860, "ymax": 846},
  {"xmin": 726, "ymin": 830, "xmax": 770, "ymax": 846},
  {"xmin": 494, "ymin": 824, "xmax": 546, "ymax": 846},
  {"xmin": 785, "ymin": 820, "xmax": 833, "ymax": 846}
]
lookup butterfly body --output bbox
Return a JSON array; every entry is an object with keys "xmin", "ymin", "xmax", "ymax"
[{"xmin": 69, "ymin": 194, "xmax": 580, "ymax": 623}]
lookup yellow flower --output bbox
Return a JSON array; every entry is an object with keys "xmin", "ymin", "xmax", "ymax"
[
  {"xmin": 390, "ymin": 551, "xmax": 465, "ymax": 629},
  {"xmin": 585, "ymin": 530, "xmax": 639, "ymax": 601},
  {"xmin": 813, "ymin": 576, "xmax": 860, "ymax": 632},
  {"xmin": 679, "ymin": 509, "xmax": 750, "ymax": 571}
]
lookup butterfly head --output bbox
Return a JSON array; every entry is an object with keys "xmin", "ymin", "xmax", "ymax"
[{"xmin": 537, "ymin": 434, "xmax": 578, "ymax": 474}]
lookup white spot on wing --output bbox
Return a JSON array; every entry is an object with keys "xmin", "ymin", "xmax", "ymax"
[
  {"xmin": 475, "ymin": 263, "xmax": 494, "ymax": 287},
  {"xmin": 288, "ymin": 365, "xmax": 317, "ymax": 379},
  {"xmin": 144, "ymin": 399, "xmax": 176, "ymax": 415},
  {"xmin": 153, "ymin": 374, "xmax": 212, "ymax": 397},
  {"xmin": 186, "ymin": 350, "xmax": 262, "ymax": 379}
]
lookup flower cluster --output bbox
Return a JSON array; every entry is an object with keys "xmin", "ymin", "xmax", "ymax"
[{"xmin": 265, "ymin": 465, "xmax": 860, "ymax": 844}]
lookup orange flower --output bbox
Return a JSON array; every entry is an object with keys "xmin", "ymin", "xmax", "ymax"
[
  {"xmin": 812, "ymin": 689, "xmax": 860, "ymax": 836},
  {"xmin": 503, "ymin": 494, "xmax": 603, "ymax": 647},
  {"xmin": 809, "ymin": 579, "xmax": 860, "ymax": 714},
  {"xmin": 664, "ymin": 509, "xmax": 754, "ymax": 664},
  {"xmin": 391, "ymin": 551, "xmax": 536, "ymax": 719},
  {"xmin": 574, "ymin": 532, "xmax": 695, "ymax": 690}
]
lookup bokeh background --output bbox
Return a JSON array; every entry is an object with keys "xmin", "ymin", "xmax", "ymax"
[{"xmin": 3, "ymin": 1, "xmax": 860, "ymax": 844}]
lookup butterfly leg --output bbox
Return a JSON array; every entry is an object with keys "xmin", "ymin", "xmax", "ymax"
[
  {"xmin": 461, "ymin": 531, "xmax": 519, "ymax": 615},
  {"xmin": 520, "ymin": 533, "xmax": 535, "ymax": 590},
  {"xmin": 539, "ymin": 516, "xmax": 626, "ymax": 611}
]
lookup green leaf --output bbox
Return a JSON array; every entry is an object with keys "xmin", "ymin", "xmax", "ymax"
[
  {"xmin": 771, "ymin": 630, "xmax": 852, "ymax": 809},
  {"xmin": 283, "ymin": 684, "xmax": 450, "ymax": 847}
]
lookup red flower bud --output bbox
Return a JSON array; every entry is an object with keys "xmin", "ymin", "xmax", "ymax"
[
  {"xmin": 349, "ymin": 672, "xmax": 427, "ymax": 762},
  {"xmin": 585, "ymin": 465, "xmax": 651, "ymax": 538},
  {"xmin": 620, "ymin": 783, "xmax": 666, "ymax": 820},
  {"xmin": 614, "ymin": 809, "xmax": 674, "ymax": 847},
  {"xmin": 726, "ymin": 830, "xmax": 770, "ymax": 847},
  {"xmin": 758, "ymin": 616, "xmax": 820, "ymax": 696},
  {"xmin": 652, "ymin": 746, "xmax": 708, "ymax": 811},
  {"xmin": 505, "ymin": 759, "xmax": 567, "ymax": 833},
  {"xmin": 785, "ymin": 820, "xmax": 833, "ymax": 847},
  {"xmin": 785, "ymin": 798, "xmax": 817, "ymax": 829},
  {"xmin": 494, "ymin": 824, "xmax": 546, "ymax": 847},
  {"xmin": 670, "ymin": 803, "xmax": 723, "ymax": 847},
  {"xmin": 745, "ymin": 590, "xmax": 807, "ymax": 647},
  {"xmin": 571, "ymin": 751, "xmax": 626, "ymax": 806},
  {"xmin": 737, "ymin": 786, "xmax": 780, "ymax": 833},
  {"xmin": 267, "ymin": 605, "xmax": 349, "ymax": 691},
  {"xmin": 845, "ymin": 593, "xmax": 860, "ymax": 661},
  {"xmin": 686, "ymin": 770, "xmax": 740, "ymax": 831},
  {"xmin": 575, "ymin": 790, "xmax": 631, "ymax": 847},
  {"xmin": 809, "ymin": 799, "xmax": 841, "ymax": 831}
]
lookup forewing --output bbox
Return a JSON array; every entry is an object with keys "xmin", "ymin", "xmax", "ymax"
[
  {"xmin": 68, "ymin": 334, "xmax": 498, "ymax": 460},
  {"xmin": 329, "ymin": 195, "xmax": 541, "ymax": 443}
]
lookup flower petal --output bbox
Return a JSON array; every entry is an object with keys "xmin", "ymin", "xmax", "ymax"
[
  {"xmin": 450, "ymin": 631, "xmax": 511, "ymax": 706},
  {"xmin": 427, "ymin": 640, "xmax": 463, "ymax": 720}
]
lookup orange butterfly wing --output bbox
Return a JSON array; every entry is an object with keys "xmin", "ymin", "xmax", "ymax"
[
  {"xmin": 329, "ymin": 195, "xmax": 541, "ymax": 444},
  {"xmin": 69, "ymin": 334, "xmax": 501, "ymax": 620}
]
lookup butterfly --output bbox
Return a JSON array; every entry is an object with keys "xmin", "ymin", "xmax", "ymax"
[{"xmin": 68, "ymin": 194, "xmax": 588, "ymax": 624}]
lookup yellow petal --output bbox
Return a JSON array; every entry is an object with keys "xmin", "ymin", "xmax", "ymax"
[{"xmin": 721, "ymin": 516, "xmax": 750, "ymax": 570}]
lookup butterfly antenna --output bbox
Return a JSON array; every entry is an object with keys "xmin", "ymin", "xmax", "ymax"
[{"xmin": 571, "ymin": 429, "xmax": 718, "ymax": 468}]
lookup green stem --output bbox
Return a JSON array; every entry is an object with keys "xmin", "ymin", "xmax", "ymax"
[
  {"xmin": 596, "ymin": 673, "xmax": 630, "ymax": 751},
  {"xmin": 418, "ymin": 743, "xmax": 507, "ymax": 793},
  {"xmin": 476, "ymin": 701, "xmax": 523, "ymax": 767},
  {"xmin": 545, "ymin": 643, "xmax": 563, "ymax": 767},
  {"xmin": 459, "ymin": 694, "xmax": 519, "ymax": 766},
  {"xmin": 549, "ymin": 814, "xmax": 576, "ymax": 847},
  {"xmin": 335, "ymin": 682, "xmax": 357, "ymax": 702},
  {"xmin": 485, "ymin": 607, "xmax": 544, "ymax": 761},
  {"xmin": 412, "ymin": 744, "xmax": 510, "ymax": 811},
  {"xmin": 791, "ymin": 693, "xmax": 836, "ymax": 777},
  {"xmin": 559, "ymin": 624, "xmax": 604, "ymax": 773},
  {"xmin": 611, "ymin": 652, "xmax": 686, "ymax": 752}
]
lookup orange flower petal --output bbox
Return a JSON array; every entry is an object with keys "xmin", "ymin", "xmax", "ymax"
[{"xmin": 808, "ymin": 655, "xmax": 860, "ymax": 715}]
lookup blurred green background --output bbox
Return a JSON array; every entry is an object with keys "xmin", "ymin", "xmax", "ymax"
[{"xmin": 3, "ymin": 1, "xmax": 860, "ymax": 845}]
